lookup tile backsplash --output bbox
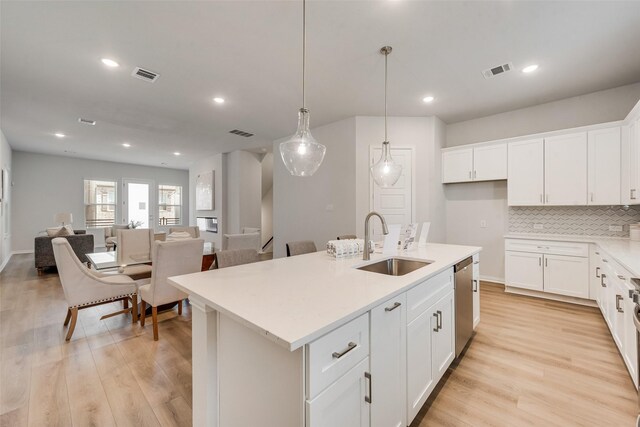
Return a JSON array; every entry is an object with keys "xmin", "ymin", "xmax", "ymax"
[{"xmin": 508, "ymin": 206, "xmax": 640, "ymax": 237}]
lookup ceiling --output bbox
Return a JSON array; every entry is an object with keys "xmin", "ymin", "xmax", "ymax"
[{"xmin": 2, "ymin": 1, "xmax": 640, "ymax": 169}]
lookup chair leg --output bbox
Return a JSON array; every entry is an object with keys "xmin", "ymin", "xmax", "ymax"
[
  {"xmin": 140, "ymin": 301, "xmax": 147, "ymax": 327},
  {"xmin": 131, "ymin": 295, "xmax": 138, "ymax": 323},
  {"xmin": 63, "ymin": 309, "xmax": 72, "ymax": 326},
  {"xmin": 152, "ymin": 307, "xmax": 159, "ymax": 341},
  {"xmin": 65, "ymin": 307, "xmax": 78, "ymax": 341},
  {"xmin": 123, "ymin": 298, "xmax": 129, "ymax": 309},
  {"xmin": 177, "ymin": 299, "xmax": 183, "ymax": 315}
]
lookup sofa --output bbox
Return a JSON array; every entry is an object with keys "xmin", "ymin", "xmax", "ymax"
[{"xmin": 35, "ymin": 230, "xmax": 94, "ymax": 275}]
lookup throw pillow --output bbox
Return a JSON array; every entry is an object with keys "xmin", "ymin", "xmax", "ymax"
[
  {"xmin": 46, "ymin": 226, "xmax": 62, "ymax": 237},
  {"xmin": 55, "ymin": 226, "xmax": 72, "ymax": 237}
]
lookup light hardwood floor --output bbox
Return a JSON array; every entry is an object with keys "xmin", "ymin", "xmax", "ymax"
[{"xmin": 1, "ymin": 254, "xmax": 637, "ymax": 426}]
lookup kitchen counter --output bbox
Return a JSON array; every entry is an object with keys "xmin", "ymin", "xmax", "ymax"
[
  {"xmin": 169, "ymin": 242, "xmax": 481, "ymax": 351},
  {"xmin": 505, "ymin": 233, "xmax": 640, "ymax": 278}
]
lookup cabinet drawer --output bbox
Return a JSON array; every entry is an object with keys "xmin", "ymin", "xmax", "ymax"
[
  {"xmin": 505, "ymin": 238, "xmax": 588, "ymax": 257},
  {"xmin": 306, "ymin": 313, "xmax": 369, "ymax": 400},
  {"xmin": 406, "ymin": 268, "xmax": 454, "ymax": 324}
]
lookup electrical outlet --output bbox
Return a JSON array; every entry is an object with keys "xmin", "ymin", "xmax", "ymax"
[
  {"xmin": 609, "ymin": 225, "xmax": 623, "ymax": 232},
  {"xmin": 480, "ymin": 220, "xmax": 487, "ymax": 228},
  {"xmin": 533, "ymin": 224, "xmax": 544, "ymax": 230}
]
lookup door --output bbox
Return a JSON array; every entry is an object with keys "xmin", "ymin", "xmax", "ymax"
[
  {"xmin": 441, "ymin": 148, "xmax": 473, "ymax": 183},
  {"xmin": 507, "ymin": 139, "xmax": 544, "ymax": 206},
  {"xmin": 588, "ymin": 127, "xmax": 621, "ymax": 205},
  {"xmin": 431, "ymin": 290, "xmax": 455, "ymax": 380},
  {"xmin": 370, "ymin": 295, "xmax": 406, "ymax": 427},
  {"xmin": 371, "ymin": 147, "xmax": 413, "ymax": 236},
  {"xmin": 473, "ymin": 144, "xmax": 507, "ymax": 181},
  {"xmin": 505, "ymin": 251, "xmax": 543, "ymax": 291},
  {"xmin": 123, "ymin": 179, "xmax": 155, "ymax": 229},
  {"xmin": 406, "ymin": 308, "xmax": 434, "ymax": 423},
  {"xmin": 542, "ymin": 254, "xmax": 589, "ymax": 299},
  {"xmin": 306, "ymin": 358, "xmax": 370, "ymax": 427},
  {"xmin": 544, "ymin": 132, "xmax": 588, "ymax": 205}
]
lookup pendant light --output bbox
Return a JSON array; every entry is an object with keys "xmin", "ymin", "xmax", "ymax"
[
  {"xmin": 280, "ymin": 0, "xmax": 326, "ymax": 177},
  {"xmin": 370, "ymin": 46, "xmax": 402, "ymax": 188}
]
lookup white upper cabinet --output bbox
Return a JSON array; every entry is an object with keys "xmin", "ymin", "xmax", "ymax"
[
  {"xmin": 588, "ymin": 127, "xmax": 621, "ymax": 205},
  {"xmin": 474, "ymin": 143, "xmax": 508, "ymax": 181},
  {"xmin": 544, "ymin": 132, "xmax": 588, "ymax": 205},
  {"xmin": 507, "ymin": 138, "xmax": 544, "ymax": 206},
  {"xmin": 442, "ymin": 143, "xmax": 507, "ymax": 183},
  {"xmin": 441, "ymin": 148, "xmax": 473, "ymax": 183},
  {"xmin": 622, "ymin": 118, "xmax": 640, "ymax": 205}
]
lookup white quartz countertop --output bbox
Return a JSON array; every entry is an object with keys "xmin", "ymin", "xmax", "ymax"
[
  {"xmin": 168, "ymin": 243, "xmax": 481, "ymax": 351},
  {"xmin": 505, "ymin": 233, "xmax": 640, "ymax": 278}
]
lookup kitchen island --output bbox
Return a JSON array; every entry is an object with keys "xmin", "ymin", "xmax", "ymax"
[{"xmin": 168, "ymin": 242, "xmax": 481, "ymax": 427}]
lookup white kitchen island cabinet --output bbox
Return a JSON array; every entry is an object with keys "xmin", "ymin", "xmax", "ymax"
[{"xmin": 169, "ymin": 243, "xmax": 481, "ymax": 427}]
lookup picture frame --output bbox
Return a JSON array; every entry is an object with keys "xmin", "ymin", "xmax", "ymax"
[{"xmin": 196, "ymin": 170, "xmax": 214, "ymax": 210}]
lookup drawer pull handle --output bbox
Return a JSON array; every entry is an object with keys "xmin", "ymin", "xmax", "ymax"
[
  {"xmin": 385, "ymin": 302, "xmax": 402, "ymax": 312},
  {"xmin": 601, "ymin": 273, "xmax": 607, "ymax": 288},
  {"xmin": 473, "ymin": 279, "xmax": 479, "ymax": 292},
  {"xmin": 595, "ymin": 251, "xmax": 600, "ymax": 255},
  {"xmin": 618, "ymin": 274, "xmax": 626, "ymax": 280},
  {"xmin": 602, "ymin": 259, "xmax": 608, "ymax": 263},
  {"xmin": 332, "ymin": 342, "xmax": 357, "ymax": 359},
  {"xmin": 364, "ymin": 372, "xmax": 372, "ymax": 403},
  {"xmin": 616, "ymin": 295, "xmax": 624, "ymax": 313},
  {"xmin": 436, "ymin": 310, "xmax": 443, "ymax": 330},
  {"xmin": 433, "ymin": 313, "xmax": 439, "ymax": 332},
  {"xmin": 595, "ymin": 267, "xmax": 600, "ymax": 278}
]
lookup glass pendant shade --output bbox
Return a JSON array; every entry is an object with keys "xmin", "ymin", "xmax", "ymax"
[
  {"xmin": 371, "ymin": 141, "xmax": 402, "ymax": 188},
  {"xmin": 280, "ymin": 108, "xmax": 326, "ymax": 177}
]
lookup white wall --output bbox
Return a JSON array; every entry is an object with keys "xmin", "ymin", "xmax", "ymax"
[
  {"xmin": 11, "ymin": 151, "xmax": 188, "ymax": 252},
  {"xmin": 261, "ymin": 186, "xmax": 273, "ymax": 250},
  {"xmin": 0, "ymin": 130, "xmax": 13, "ymax": 270},
  {"xmin": 446, "ymin": 82, "xmax": 640, "ymax": 147},
  {"xmin": 226, "ymin": 150, "xmax": 262, "ymax": 235},
  {"xmin": 189, "ymin": 153, "xmax": 226, "ymax": 250},
  {"xmin": 273, "ymin": 117, "xmax": 357, "ymax": 258}
]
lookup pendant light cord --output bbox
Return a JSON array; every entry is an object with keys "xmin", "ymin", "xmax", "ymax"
[
  {"xmin": 302, "ymin": 0, "xmax": 306, "ymax": 109},
  {"xmin": 384, "ymin": 48, "xmax": 388, "ymax": 142}
]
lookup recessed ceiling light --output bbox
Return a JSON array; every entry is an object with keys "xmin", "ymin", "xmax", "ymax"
[
  {"xmin": 122, "ymin": 143, "xmax": 131, "ymax": 148},
  {"xmin": 54, "ymin": 133, "xmax": 66, "ymax": 138},
  {"xmin": 101, "ymin": 58, "xmax": 119, "ymax": 68},
  {"xmin": 213, "ymin": 97, "xmax": 225, "ymax": 104},
  {"xmin": 422, "ymin": 96, "xmax": 435, "ymax": 103},
  {"xmin": 173, "ymin": 152, "xmax": 181, "ymax": 156},
  {"xmin": 522, "ymin": 64, "xmax": 539, "ymax": 73}
]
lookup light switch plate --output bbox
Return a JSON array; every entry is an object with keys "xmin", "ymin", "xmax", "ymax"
[{"xmin": 533, "ymin": 224, "xmax": 544, "ymax": 230}]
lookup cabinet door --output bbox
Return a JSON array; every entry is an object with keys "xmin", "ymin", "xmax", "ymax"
[
  {"xmin": 442, "ymin": 148, "xmax": 473, "ymax": 183},
  {"xmin": 588, "ymin": 127, "xmax": 621, "ymax": 205},
  {"xmin": 406, "ymin": 309, "xmax": 434, "ymax": 423},
  {"xmin": 472, "ymin": 254, "xmax": 480, "ymax": 329},
  {"xmin": 589, "ymin": 246, "xmax": 603, "ymax": 303},
  {"xmin": 370, "ymin": 295, "xmax": 406, "ymax": 427},
  {"xmin": 623, "ymin": 293, "xmax": 638, "ymax": 388},
  {"xmin": 307, "ymin": 358, "xmax": 370, "ymax": 427},
  {"xmin": 544, "ymin": 132, "xmax": 587, "ymax": 205},
  {"xmin": 473, "ymin": 144, "xmax": 507, "ymax": 181},
  {"xmin": 431, "ymin": 290, "xmax": 455, "ymax": 381},
  {"xmin": 623, "ymin": 120, "xmax": 640, "ymax": 205},
  {"xmin": 507, "ymin": 139, "xmax": 544, "ymax": 206},
  {"xmin": 542, "ymin": 254, "xmax": 589, "ymax": 299},
  {"xmin": 611, "ymin": 277, "xmax": 625, "ymax": 352},
  {"xmin": 505, "ymin": 251, "xmax": 543, "ymax": 291}
]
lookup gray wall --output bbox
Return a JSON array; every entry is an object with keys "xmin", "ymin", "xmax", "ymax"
[
  {"xmin": 189, "ymin": 153, "xmax": 226, "ymax": 250},
  {"xmin": 226, "ymin": 150, "xmax": 262, "ymax": 234},
  {"xmin": 0, "ymin": 130, "xmax": 12, "ymax": 269},
  {"xmin": 12, "ymin": 151, "xmax": 188, "ymax": 251},
  {"xmin": 446, "ymin": 82, "xmax": 640, "ymax": 147},
  {"xmin": 273, "ymin": 117, "xmax": 357, "ymax": 259}
]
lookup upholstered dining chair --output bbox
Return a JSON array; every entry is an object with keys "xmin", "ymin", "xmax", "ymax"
[
  {"xmin": 139, "ymin": 239, "xmax": 204, "ymax": 340},
  {"xmin": 52, "ymin": 238, "xmax": 139, "ymax": 341},
  {"xmin": 223, "ymin": 232, "xmax": 261, "ymax": 251},
  {"xmin": 104, "ymin": 224, "xmax": 130, "ymax": 251},
  {"xmin": 337, "ymin": 235, "xmax": 357, "ymax": 240},
  {"xmin": 212, "ymin": 249, "xmax": 259, "ymax": 269},
  {"xmin": 286, "ymin": 241, "xmax": 317, "ymax": 257},
  {"xmin": 169, "ymin": 226, "xmax": 200, "ymax": 238},
  {"xmin": 116, "ymin": 228, "xmax": 154, "ymax": 278}
]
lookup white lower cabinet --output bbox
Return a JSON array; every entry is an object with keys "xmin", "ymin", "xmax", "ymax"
[
  {"xmin": 431, "ymin": 291, "xmax": 455, "ymax": 380},
  {"xmin": 505, "ymin": 250, "xmax": 543, "ymax": 291},
  {"xmin": 624, "ymin": 293, "xmax": 639, "ymax": 388},
  {"xmin": 406, "ymin": 305, "xmax": 435, "ymax": 423},
  {"xmin": 370, "ymin": 294, "xmax": 406, "ymax": 427},
  {"xmin": 307, "ymin": 357, "xmax": 370, "ymax": 427},
  {"xmin": 543, "ymin": 254, "xmax": 589, "ymax": 299}
]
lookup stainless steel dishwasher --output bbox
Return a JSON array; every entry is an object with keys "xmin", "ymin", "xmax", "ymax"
[{"xmin": 454, "ymin": 257, "xmax": 474, "ymax": 358}]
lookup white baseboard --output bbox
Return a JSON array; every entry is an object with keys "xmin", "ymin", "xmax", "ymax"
[
  {"xmin": 505, "ymin": 286, "xmax": 597, "ymax": 307},
  {"xmin": 479, "ymin": 275, "xmax": 504, "ymax": 284}
]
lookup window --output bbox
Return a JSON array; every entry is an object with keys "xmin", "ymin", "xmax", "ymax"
[
  {"xmin": 158, "ymin": 185, "xmax": 182, "ymax": 226},
  {"xmin": 84, "ymin": 179, "xmax": 116, "ymax": 228}
]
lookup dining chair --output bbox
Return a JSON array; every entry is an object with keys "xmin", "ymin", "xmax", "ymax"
[
  {"xmin": 116, "ymin": 228, "xmax": 154, "ymax": 278},
  {"xmin": 337, "ymin": 234, "xmax": 357, "ymax": 240},
  {"xmin": 212, "ymin": 249, "xmax": 259, "ymax": 269},
  {"xmin": 139, "ymin": 239, "xmax": 204, "ymax": 340},
  {"xmin": 169, "ymin": 226, "xmax": 200, "ymax": 238},
  {"xmin": 223, "ymin": 232, "xmax": 261, "ymax": 251},
  {"xmin": 286, "ymin": 241, "xmax": 317, "ymax": 257},
  {"xmin": 52, "ymin": 238, "xmax": 139, "ymax": 341}
]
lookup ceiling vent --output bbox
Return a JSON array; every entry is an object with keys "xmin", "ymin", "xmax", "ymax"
[
  {"xmin": 482, "ymin": 62, "xmax": 514, "ymax": 79},
  {"xmin": 132, "ymin": 67, "xmax": 160, "ymax": 83},
  {"xmin": 229, "ymin": 129, "xmax": 254, "ymax": 138},
  {"xmin": 78, "ymin": 118, "xmax": 96, "ymax": 126}
]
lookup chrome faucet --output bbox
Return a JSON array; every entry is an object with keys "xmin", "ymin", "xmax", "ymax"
[{"xmin": 363, "ymin": 211, "xmax": 389, "ymax": 261}]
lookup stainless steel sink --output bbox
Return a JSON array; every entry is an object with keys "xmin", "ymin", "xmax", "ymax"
[{"xmin": 356, "ymin": 258, "xmax": 432, "ymax": 276}]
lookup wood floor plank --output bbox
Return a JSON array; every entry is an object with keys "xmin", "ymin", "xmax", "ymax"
[{"xmin": 27, "ymin": 360, "xmax": 72, "ymax": 427}]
